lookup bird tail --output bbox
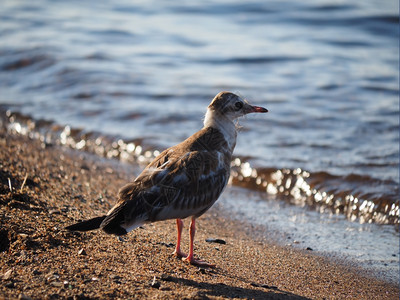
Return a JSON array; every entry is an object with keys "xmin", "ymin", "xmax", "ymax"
[
  {"xmin": 99, "ymin": 203, "xmax": 130, "ymax": 236},
  {"xmin": 65, "ymin": 216, "xmax": 106, "ymax": 232},
  {"xmin": 66, "ymin": 186, "xmax": 146, "ymax": 237}
]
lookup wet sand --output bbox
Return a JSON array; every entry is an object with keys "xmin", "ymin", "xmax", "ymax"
[{"xmin": 0, "ymin": 130, "xmax": 398, "ymax": 299}]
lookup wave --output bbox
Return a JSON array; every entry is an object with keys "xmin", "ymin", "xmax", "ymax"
[
  {"xmin": 194, "ymin": 56, "xmax": 307, "ymax": 65},
  {"xmin": 0, "ymin": 47, "xmax": 56, "ymax": 72}
]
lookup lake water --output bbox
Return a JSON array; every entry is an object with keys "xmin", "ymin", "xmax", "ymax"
[{"xmin": 0, "ymin": 0, "xmax": 398, "ymax": 282}]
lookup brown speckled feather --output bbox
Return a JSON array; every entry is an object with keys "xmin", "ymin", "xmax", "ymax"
[{"xmin": 104, "ymin": 126, "xmax": 232, "ymax": 232}]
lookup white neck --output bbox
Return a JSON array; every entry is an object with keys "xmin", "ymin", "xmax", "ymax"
[{"xmin": 204, "ymin": 109, "xmax": 237, "ymax": 151}]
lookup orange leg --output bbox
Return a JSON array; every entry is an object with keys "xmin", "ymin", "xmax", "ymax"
[
  {"xmin": 182, "ymin": 217, "xmax": 215, "ymax": 268},
  {"xmin": 173, "ymin": 219, "xmax": 187, "ymax": 258}
]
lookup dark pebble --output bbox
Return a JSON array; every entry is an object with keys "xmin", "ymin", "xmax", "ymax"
[
  {"xmin": 159, "ymin": 242, "xmax": 174, "ymax": 248},
  {"xmin": 150, "ymin": 276, "xmax": 161, "ymax": 289},
  {"xmin": 32, "ymin": 269, "xmax": 41, "ymax": 275},
  {"xmin": 5, "ymin": 282, "xmax": 15, "ymax": 288},
  {"xmin": 205, "ymin": 238, "xmax": 226, "ymax": 244},
  {"xmin": 74, "ymin": 195, "xmax": 85, "ymax": 203},
  {"xmin": 110, "ymin": 275, "xmax": 122, "ymax": 284},
  {"xmin": 306, "ymin": 247, "xmax": 313, "ymax": 251}
]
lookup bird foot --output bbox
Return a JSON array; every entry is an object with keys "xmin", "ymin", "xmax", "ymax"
[
  {"xmin": 173, "ymin": 249, "xmax": 187, "ymax": 258},
  {"xmin": 182, "ymin": 255, "xmax": 215, "ymax": 268}
]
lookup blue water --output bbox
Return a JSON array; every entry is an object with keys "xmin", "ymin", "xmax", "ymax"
[{"xmin": 0, "ymin": 0, "xmax": 399, "ymax": 281}]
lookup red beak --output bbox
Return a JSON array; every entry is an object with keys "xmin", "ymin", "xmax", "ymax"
[{"xmin": 249, "ymin": 105, "xmax": 268, "ymax": 113}]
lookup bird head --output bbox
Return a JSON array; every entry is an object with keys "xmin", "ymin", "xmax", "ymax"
[{"xmin": 207, "ymin": 91, "xmax": 268, "ymax": 121}]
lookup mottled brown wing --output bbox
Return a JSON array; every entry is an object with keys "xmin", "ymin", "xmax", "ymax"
[{"xmin": 119, "ymin": 148, "xmax": 229, "ymax": 222}]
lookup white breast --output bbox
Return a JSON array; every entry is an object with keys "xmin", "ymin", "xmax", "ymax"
[{"xmin": 204, "ymin": 109, "xmax": 237, "ymax": 152}]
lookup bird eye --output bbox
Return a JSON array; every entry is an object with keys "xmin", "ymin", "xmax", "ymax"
[{"xmin": 235, "ymin": 102, "xmax": 243, "ymax": 110}]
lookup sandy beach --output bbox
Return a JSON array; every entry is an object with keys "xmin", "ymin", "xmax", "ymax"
[{"xmin": 0, "ymin": 130, "xmax": 398, "ymax": 300}]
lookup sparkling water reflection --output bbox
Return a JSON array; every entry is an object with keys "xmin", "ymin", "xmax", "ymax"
[{"xmin": 3, "ymin": 110, "xmax": 398, "ymax": 225}]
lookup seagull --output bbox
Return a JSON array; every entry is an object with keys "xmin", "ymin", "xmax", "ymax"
[{"xmin": 66, "ymin": 91, "xmax": 268, "ymax": 267}]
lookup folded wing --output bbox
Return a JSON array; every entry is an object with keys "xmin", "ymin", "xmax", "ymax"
[{"xmin": 101, "ymin": 146, "xmax": 230, "ymax": 233}]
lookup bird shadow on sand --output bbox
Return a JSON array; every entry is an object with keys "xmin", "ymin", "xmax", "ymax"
[{"xmin": 161, "ymin": 275, "xmax": 311, "ymax": 299}]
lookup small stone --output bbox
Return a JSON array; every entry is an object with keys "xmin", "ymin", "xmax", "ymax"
[
  {"xmin": 5, "ymin": 282, "xmax": 14, "ymax": 288},
  {"xmin": 51, "ymin": 281, "xmax": 63, "ymax": 287},
  {"xmin": 159, "ymin": 242, "xmax": 174, "ymax": 248},
  {"xmin": 110, "ymin": 274, "xmax": 122, "ymax": 284},
  {"xmin": 150, "ymin": 276, "xmax": 160, "ymax": 289},
  {"xmin": 78, "ymin": 248, "xmax": 86, "ymax": 255},
  {"xmin": 46, "ymin": 273, "xmax": 60, "ymax": 282},
  {"xmin": 74, "ymin": 195, "xmax": 86, "ymax": 203},
  {"xmin": 306, "ymin": 247, "xmax": 313, "ymax": 251},
  {"xmin": 2, "ymin": 269, "xmax": 12, "ymax": 280},
  {"xmin": 205, "ymin": 238, "xmax": 226, "ymax": 244},
  {"xmin": 19, "ymin": 250, "xmax": 27, "ymax": 259},
  {"xmin": 32, "ymin": 269, "xmax": 41, "ymax": 276}
]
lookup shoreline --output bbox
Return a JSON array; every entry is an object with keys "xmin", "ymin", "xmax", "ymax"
[
  {"xmin": 214, "ymin": 185, "xmax": 399, "ymax": 285},
  {"xmin": 0, "ymin": 131, "xmax": 398, "ymax": 299}
]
